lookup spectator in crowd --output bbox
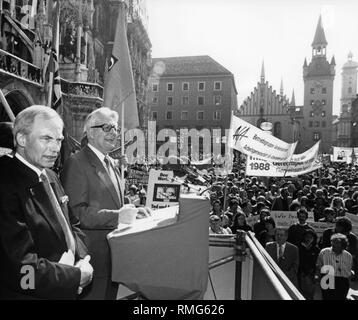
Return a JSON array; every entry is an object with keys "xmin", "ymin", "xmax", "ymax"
[
  {"xmin": 253, "ymin": 208, "xmax": 271, "ymax": 236},
  {"xmin": 127, "ymin": 185, "xmax": 140, "ymax": 206},
  {"xmin": 271, "ymin": 187, "xmax": 290, "ymax": 211},
  {"xmin": 209, "ymin": 215, "xmax": 232, "ymax": 235},
  {"xmin": 316, "ymin": 233, "xmax": 353, "ymax": 300},
  {"xmin": 224, "ymin": 199, "xmax": 240, "ymax": 226},
  {"xmin": 319, "ymin": 207, "xmax": 336, "ymax": 223},
  {"xmin": 258, "ymin": 216, "xmax": 276, "ymax": 247},
  {"xmin": 297, "ymin": 229, "xmax": 320, "ymax": 300},
  {"xmin": 288, "ymin": 208, "xmax": 316, "ymax": 247},
  {"xmin": 230, "ymin": 212, "xmax": 253, "ymax": 234},
  {"xmin": 319, "ymin": 216, "xmax": 358, "ymax": 281},
  {"xmin": 210, "ymin": 199, "xmax": 224, "ymax": 217},
  {"xmin": 330, "ymin": 196, "xmax": 347, "ymax": 218},
  {"xmin": 265, "ymin": 227, "xmax": 299, "ymax": 286}
]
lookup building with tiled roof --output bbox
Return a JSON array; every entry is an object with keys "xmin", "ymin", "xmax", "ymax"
[{"xmin": 236, "ymin": 61, "xmax": 302, "ymax": 144}]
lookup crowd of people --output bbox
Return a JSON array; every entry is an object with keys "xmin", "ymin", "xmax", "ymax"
[{"xmin": 206, "ymin": 156, "xmax": 358, "ymax": 300}]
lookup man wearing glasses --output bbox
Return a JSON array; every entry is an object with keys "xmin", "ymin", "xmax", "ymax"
[{"xmin": 61, "ymin": 107, "xmax": 125, "ymax": 300}]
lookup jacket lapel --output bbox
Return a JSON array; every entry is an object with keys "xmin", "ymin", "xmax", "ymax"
[
  {"xmin": 12, "ymin": 157, "xmax": 68, "ymax": 249},
  {"xmin": 29, "ymin": 182, "xmax": 67, "ymax": 247},
  {"xmin": 84, "ymin": 146, "xmax": 121, "ymax": 208}
]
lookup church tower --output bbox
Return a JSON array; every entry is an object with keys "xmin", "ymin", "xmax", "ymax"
[
  {"xmin": 341, "ymin": 52, "xmax": 358, "ymax": 111},
  {"xmin": 302, "ymin": 15, "xmax": 335, "ymax": 153}
]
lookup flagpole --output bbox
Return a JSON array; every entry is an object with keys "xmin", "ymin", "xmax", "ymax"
[
  {"xmin": 47, "ymin": 0, "xmax": 59, "ymax": 107},
  {"xmin": 47, "ymin": 73, "xmax": 54, "ymax": 107},
  {"xmin": 121, "ymin": 101, "xmax": 125, "ymax": 202},
  {"xmin": 0, "ymin": 89, "xmax": 15, "ymax": 121}
]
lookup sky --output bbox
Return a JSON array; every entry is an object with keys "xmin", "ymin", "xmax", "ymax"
[{"xmin": 146, "ymin": 0, "xmax": 358, "ymax": 116}]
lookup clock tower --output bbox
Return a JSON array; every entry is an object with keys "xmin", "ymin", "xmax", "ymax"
[{"xmin": 302, "ymin": 15, "xmax": 335, "ymax": 153}]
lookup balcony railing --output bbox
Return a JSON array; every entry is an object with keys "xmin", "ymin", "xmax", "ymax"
[
  {"xmin": 61, "ymin": 80, "xmax": 103, "ymax": 100},
  {"xmin": 0, "ymin": 49, "xmax": 42, "ymax": 86}
]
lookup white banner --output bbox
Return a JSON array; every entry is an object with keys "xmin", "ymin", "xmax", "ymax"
[
  {"xmin": 246, "ymin": 141, "xmax": 322, "ymax": 177},
  {"xmin": 346, "ymin": 213, "xmax": 358, "ymax": 235},
  {"xmin": 228, "ymin": 115, "xmax": 297, "ymax": 162},
  {"xmin": 270, "ymin": 211, "xmax": 314, "ymax": 228},
  {"xmin": 145, "ymin": 170, "xmax": 181, "ymax": 210},
  {"xmin": 332, "ymin": 147, "xmax": 358, "ymax": 164}
]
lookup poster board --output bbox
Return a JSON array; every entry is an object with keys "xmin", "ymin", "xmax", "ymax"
[{"xmin": 146, "ymin": 169, "xmax": 181, "ymax": 210}]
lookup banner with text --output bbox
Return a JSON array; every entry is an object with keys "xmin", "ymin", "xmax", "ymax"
[
  {"xmin": 146, "ymin": 169, "xmax": 181, "ymax": 210},
  {"xmin": 270, "ymin": 211, "xmax": 314, "ymax": 228},
  {"xmin": 228, "ymin": 115, "xmax": 297, "ymax": 162},
  {"xmin": 332, "ymin": 147, "xmax": 358, "ymax": 164},
  {"xmin": 246, "ymin": 141, "xmax": 322, "ymax": 177}
]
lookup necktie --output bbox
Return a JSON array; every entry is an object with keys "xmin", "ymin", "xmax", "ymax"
[
  {"xmin": 104, "ymin": 156, "xmax": 123, "ymax": 207},
  {"xmin": 40, "ymin": 172, "xmax": 76, "ymax": 254},
  {"xmin": 278, "ymin": 244, "xmax": 284, "ymax": 260}
]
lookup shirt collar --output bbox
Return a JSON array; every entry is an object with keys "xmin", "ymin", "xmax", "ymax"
[
  {"xmin": 15, "ymin": 153, "xmax": 44, "ymax": 180},
  {"xmin": 88, "ymin": 143, "xmax": 107, "ymax": 163}
]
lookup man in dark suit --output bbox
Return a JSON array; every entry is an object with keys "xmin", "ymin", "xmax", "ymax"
[
  {"xmin": 0, "ymin": 105, "xmax": 93, "ymax": 299},
  {"xmin": 0, "ymin": 121, "xmax": 14, "ymax": 166},
  {"xmin": 266, "ymin": 227, "xmax": 299, "ymax": 287},
  {"xmin": 61, "ymin": 107, "xmax": 126, "ymax": 300}
]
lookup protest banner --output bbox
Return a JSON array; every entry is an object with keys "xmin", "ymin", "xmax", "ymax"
[
  {"xmin": 346, "ymin": 213, "xmax": 358, "ymax": 235},
  {"xmin": 126, "ymin": 168, "xmax": 149, "ymax": 187},
  {"xmin": 246, "ymin": 141, "xmax": 321, "ymax": 177},
  {"xmin": 146, "ymin": 170, "xmax": 181, "ymax": 210},
  {"xmin": 307, "ymin": 222, "xmax": 334, "ymax": 238},
  {"xmin": 332, "ymin": 147, "xmax": 358, "ymax": 163},
  {"xmin": 270, "ymin": 211, "xmax": 314, "ymax": 228},
  {"xmin": 228, "ymin": 115, "xmax": 297, "ymax": 162}
]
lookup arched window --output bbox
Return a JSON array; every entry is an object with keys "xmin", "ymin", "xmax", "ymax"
[{"xmin": 274, "ymin": 122, "xmax": 282, "ymax": 138}]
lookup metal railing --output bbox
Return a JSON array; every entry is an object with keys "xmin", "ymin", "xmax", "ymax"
[
  {"xmin": 208, "ymin": 231, "xmax": 305, "ymax": 300},
  {"xmin": 0, "ymin": 49, "xmax": 42, "ymax": 86},
  {"xmin": 61, "ymin": 79, "xmax": 103, "ymax": 99}
]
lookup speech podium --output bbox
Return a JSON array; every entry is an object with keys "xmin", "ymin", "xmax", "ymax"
[{"xmin": 107, "ymin": 193, "xmax": 210, "ymax": 300}]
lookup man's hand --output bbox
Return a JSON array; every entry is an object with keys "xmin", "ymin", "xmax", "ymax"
[
  {"xmin": 115, "ymin": 155, "xmax": 128, "ymax": 168},
  {"xmin": 98, "ymin": 209, "xmax": 118, "ymax": 215},
  {"xmin": 77, "ymin": 255, "xmax": 93, "ymax": 290}
]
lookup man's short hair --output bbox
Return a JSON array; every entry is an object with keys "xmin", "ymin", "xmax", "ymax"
[
  {"xmin": 330, "ymin": 233, "xmax": 348, "ymax": 249},
  {"xmin": 84, "ymin": 107, "xmax": 119, "ymax": 134},
  {"xmin": 275, "ymin": 226, "xmax": 288, "ymax": 235},
  {"xmin": 13, "ymin": 105, "xmax": 63, "ymax": 146},
  {"xmin": 297, "ymin": 207, "xmax": 308, "ymax": 219},
  {"xmin": 335, "ymin": 216, "xmax": 352, "ymax": 233}
]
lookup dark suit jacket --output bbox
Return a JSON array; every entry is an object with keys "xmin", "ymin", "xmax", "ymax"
[
  {"xmin": 0, "ymin": 157, "xmax": 88, "ymax": 300},
  {"xmin": 265, "ymin": 241, "xmax": 299, "ymax": 287},
  {"xmin": 61, "ymin": 146, "xmax": 123, "ymax": 299}
]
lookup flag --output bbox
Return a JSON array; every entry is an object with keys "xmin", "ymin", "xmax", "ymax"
[
  {"xmin": 103, "ymin": 1, "xmax": 139, "ymax": 130},
  {"xmin": 49, "ymin": 1, "xmax": 81, "ymax": 173},
  {"xmin": 48, "ymin": 0, "xmax": 62, "ymax": 110}
]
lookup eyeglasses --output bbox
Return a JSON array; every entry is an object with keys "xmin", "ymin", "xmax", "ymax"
[{"xmin": 90, "ymin": 123, "xmax": 119, "ymax": 133}]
